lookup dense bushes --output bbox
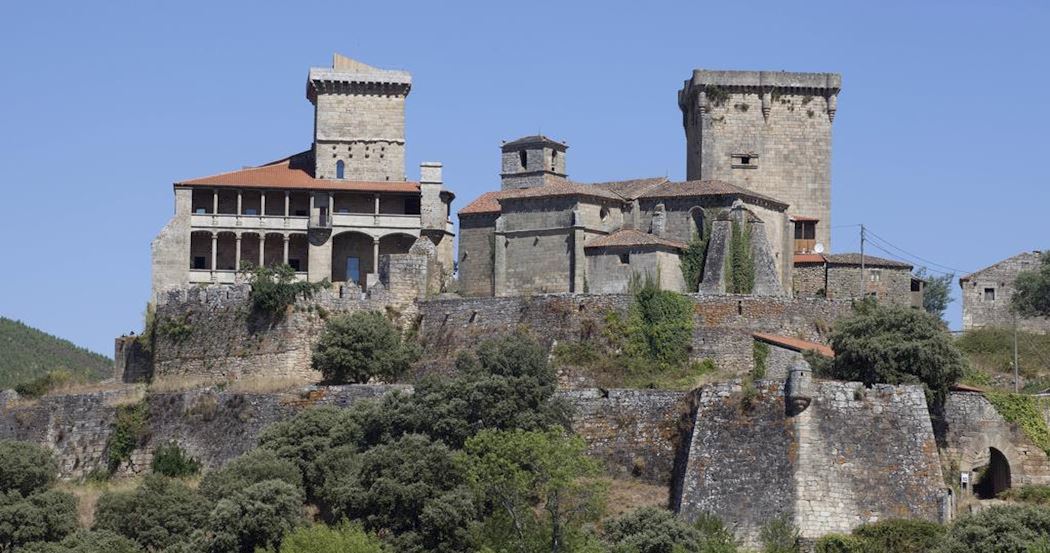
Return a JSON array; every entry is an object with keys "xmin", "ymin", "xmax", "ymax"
[
  {"xmin": 0, "ymin": 441, "xmax": 77, "ymax": 551},
  {"xmin": 602, "ymin": 507, "xmax": 736, "ymax": 553},
  {"xmin": 817, "ymin": 302, "xmax": 965, "ymax": 407},
  {"xmin": 150, "ymin": 442, "xmax": 200, "ymax": 478},
  {"xmin": 937, "ymin": 505, "xmax": 1050, "ymax": 552},
  {"xmin": 264, "ymin": 523, "xmax": 386, "ymax": 553},
  {"xmin": 246, "ymin": 264, "xmax": 325, "ymax": 318},
  {"xmin": 20, "ymin": 530, "xmax": 143, "ymax": 553},
  {"xmin": 0, "ymin": 440, "xmax": 59, "ymax": 496},
  {"xmin": 93, "ymin": 475, "xmax": 211, "ymax": 551},
  {"xmin": 1011, "ymin": 251, "xmax": 1050, "ymax": 318},
  {"xmin": 311, "ymin": 311, "xmax": 419, "ymax": 383}
]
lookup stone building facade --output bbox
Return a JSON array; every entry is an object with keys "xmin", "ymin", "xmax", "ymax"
[
  {"xmin": 793, "ymin": 253, "xmax": 921, "ymax": 307},
  {"xmin": 151, "ymin": 54, "xmax": 455, "ymax": 300},
  {"xmin": 458, "ymin": 137, "xmax": 794, "ymax": 297},
  {"xmin": 959, "ymin": 251, "xmax": 1050, "ymax": 333},
  {"xmin": 679, "ymin": 70, "xmax": 840, "ymax": 250}
]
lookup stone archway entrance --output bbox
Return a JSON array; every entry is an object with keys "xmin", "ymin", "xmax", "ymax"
[{"xmin": 974, "ymin": 447, "xmax": 1012, "ymax": 499}]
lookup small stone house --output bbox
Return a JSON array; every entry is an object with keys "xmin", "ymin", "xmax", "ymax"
[
  {"xmin": 959, "ymin": 251, "xmax": 1049, "ymax": 333},
  {"xmin": 793, "ymin": 253, "xmax": 921, "ymax": 307},
  {"xmin": 457, "ymin": 136, "xmax": 794, "ymax": 297}
]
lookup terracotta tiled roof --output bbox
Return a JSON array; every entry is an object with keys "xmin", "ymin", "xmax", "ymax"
[
  {"xmin": 584, "ymin": 229, "xmax": 687, "ymax": 250},
  {"xmin": 458, "ymin": 191, "xmax": 505, "ymax": 215},
  {"xmin": 824, "ymin": 253, "xmax": 912, "ymax": 269},
  {"xmin": 950, "ymin": 383, "xmax": 986, "ymax": 394},
  {"xmin": 793, "ymin": 253, "xmax": 826, "ymax": 264},
  {"xmin": 498, "ymin": 177, "xmax": 623, "ymax": 202},
  {"xmin": 752, "ymin": 332, "xmax": 834, "ymax": 358},
  {"xmin": 176, "ymin": 151, "xmax": 421, "ymax": 194},
  {"xmin": 637, "ymin": 179, "xmax": 788, "ymax": 208},
  {"xmin": 591, "ymin": 177, "xmax": 669, "ymax": 200}
]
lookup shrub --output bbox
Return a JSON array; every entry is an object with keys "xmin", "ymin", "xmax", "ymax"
[
  {"xmin": 603, "ymin": 507, "xmax": 702, "ymax": 553},
  {"xmin": 607, "ymin": 277, "xmax": 694, "ymax": 369},
  {"xmin": 311, "ymin": 311, "xmax": 419, "ymax": 384},
  {"xmin": 269, "ymin": 523, "xmax": 386, "ymax": 553},
  {"xmin": 107, "ymin": 401, "xmax": 150, "ymax": 472},
  {"xmin": 93, "ymin": 475, "xmax": 211, "ymax": 551},
  {"xmin": 813, "ymin": 534, "xmax": 860, "ymax": 553},
  {"xmin": 199, "ymin": 448, "xmax": 303, "ymax": 502},
  {"xmin": 19, "ymin": 529, "xmax": 143, "ymax": 553},
  {"xmin": 820, "ymin": 303, "xmax": 965, "ymax": 407},
  {"xmin": 0, "ymin": 489, "xmax": 78, "ymax": 550},
  {"xmin": 1011, "ymin": 252, "xmax": 1050, "ymax": 318},
  {"xmin": 151, "ymin": 442, "xmax": 201, "ymax": 478},
  {"xmin": 758, "ymin": 514, "xmax": 798, "ymax": 553},
  {"xmin": 245, "ymin": 264, "xmax": 325, "ymax": 318},
  {"xmin": 726, "ymin": 219, "xmax": 754, "ymax": 294},
  {"xmin": 936, "ymin": 504, "xmax": 1050, "ymax": 552},
  {"xmin": 1001, "ymin": 484, "xmax": 1050, "ymax": 505},
  {"xmin": 14, "ymin": 370, "xmax": 74, "ymax": 399},
  {"xmin": 850, "ymin": 518, "xmax": 944, "ymax": 553},
  {"xmin": 693, "ymin": 512, "xmax": 737, "ymax": 553},
  {"xmin": 752, "ymin": 341, "xmax": 770, "ymax": 380},
  {"xmin": 0, "ymin": 440, "xmax": 58, "ymax": 496},
  {"xmin": 204, "ymin": 479, "xmax": 305, "ymax": 553},
  {"xmin": 317, "ymin": 434, "xmax": 477, "ymax": 553}
]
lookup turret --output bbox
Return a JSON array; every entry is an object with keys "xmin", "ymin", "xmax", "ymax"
[{"xmin": 500, "ymin": 135, "xmax": 568, "ymax": 190}]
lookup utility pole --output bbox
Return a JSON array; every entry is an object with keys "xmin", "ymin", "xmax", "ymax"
[{"xmin": 859, "ymin": 224, "xmax": 866, "ymax": 299}]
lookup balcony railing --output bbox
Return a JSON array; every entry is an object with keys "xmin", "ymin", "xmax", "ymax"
[{"xmin": 190, "ymin": 213, "xmax": 309, "ymax": 231}]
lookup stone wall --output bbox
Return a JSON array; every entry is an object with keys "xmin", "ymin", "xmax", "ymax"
[
  {"xmin": 941, "ymin": 391, "xmax": 1050, "ymax": 494},
  {"xmin": 457, "ymin": 214, "xmax": 497, "ymax": 297},
  {"xmin": 675, "ymin": 379, "xmax": 946, "ymax": 547},
  {"xmin": 419, "ymin": 294, "xmax": 851, "ymax": 376},
  {"xmin": 960, "ymin": 251, "xmax": 1050, "ymax": 333},
  {"xmin": 827, "ymin": 264, "xmax": 913, "ymax": 307},
  {"xmin": 793, "ymin": 263, "xmax": 826, "ymax": 298}
]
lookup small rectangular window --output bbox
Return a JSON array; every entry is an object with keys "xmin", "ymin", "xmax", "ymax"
[
  {"xmin": 731, "ymin": 153, "xmax": 758, "ymax": 169},
  {"xmin": 869, "ymin": 270, "xmax": 881, "ymax": 282},
  {"xmin": 618, "ymin": 253, "xmax": 630, "ymax": 264},
  {"xmin": 984, "ymin": 287, "xmax": 996, "ymax": 301}
]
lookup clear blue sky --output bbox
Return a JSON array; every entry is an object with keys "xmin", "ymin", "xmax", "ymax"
[{"xmin": 1, "ymin": 1, "xmax": 1047, "ymax": 356}]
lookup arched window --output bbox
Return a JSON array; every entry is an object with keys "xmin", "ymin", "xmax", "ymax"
[
  {"xmin": 689, "ymin": 207, "xmax": 704, "ymax": 239},
  {"xmin": 336, "ymin": 160, "xmax": 345, "ymax": 179},
  {"xmin": 519, "ymin": 150, "xmax": 527, "ymax": 169},
  {"xmin": 551, "ymin": 150, "xmax": 558, "ymax": 171}
]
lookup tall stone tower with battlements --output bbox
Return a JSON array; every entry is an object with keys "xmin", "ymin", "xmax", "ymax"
[
  {"xmin": 679, "ymin": 70, "xmax": 840, "ymax": 250},
  {"xmin": 308, "ymin": 54, "xmax": 412, "ymax": 182}
]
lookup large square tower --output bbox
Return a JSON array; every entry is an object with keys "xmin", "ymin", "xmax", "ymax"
[
  {"xmin": 308, "ymin": 54, "xmax": 412, "ymax": 182},
  {"xmin": 679, "ymin": 70, "xmax": 840, "ymax": 250}
]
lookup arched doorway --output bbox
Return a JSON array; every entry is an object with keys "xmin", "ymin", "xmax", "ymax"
[
  {"xmin": 974, "ymin": 447, "xmax": 1012, "ymax": 499},
  {"xmin": 379, "ymin": 233, "xmax": 416, "ymax": 257},
  {"xmin": 331, "ymin": 231, "xmax": 374, "ymax": 284}
]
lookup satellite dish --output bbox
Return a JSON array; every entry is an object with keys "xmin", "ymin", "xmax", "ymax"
[{"xmin": 814, "ymin": 243, "xmax": 825, "ymax": 254}]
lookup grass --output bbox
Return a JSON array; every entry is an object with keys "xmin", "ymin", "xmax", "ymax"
[
  {"xmin": 601, "ymin": 478, "xmax": 670, "ymax": 520},
  {"xmin": 58, "ymin": 476, "xmax": 144, "ymax": 527},
  {"xmin": 956, "ymin": 328, "xmax": 1050, "ymax": 381},
  {"xmin": 148, "ymin": 374, "xmax": 316, "ymax": 395}
]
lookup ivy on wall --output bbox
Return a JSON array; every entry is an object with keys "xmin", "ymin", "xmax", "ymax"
[
  {"xmin": 986, "ymin": 392, "xmax": 1050, "ymax": 456},
  {"xmin": 725, "ymin": 220, "xmax": 755, "ymax": 294}
]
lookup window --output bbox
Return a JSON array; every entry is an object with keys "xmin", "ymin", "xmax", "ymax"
[
  {"xmin": 732, "ymin": 153, "xmax": 758, "ymax": 169},
  {"xmin": 519, "ymin": 150, "xmax": 527, "ymax": 169},
  {"xmin": 869, "ymin": 269, "xmax": 881, "ymax": 282},
  {"xmin": 618, "ymin": 252, "xmax": 630, "ymax": 264},
  {"xmin": 336, "ymin": 160, "xmax": 345, "ymax": 179},
  {"xmin": 793, "ymin": 220, "xmax": 817, "ymax": 253},
  {"xmin": 243, "ymin": 208, "xmax": 257, "ymax": 216},
  {"xmin": 551, "ymin": 150, "xmax": 558, "ymax": 171},
  {"xmin": 984, "ymin": 287, "xmax": 996, "ymax": 301},
  {"xmin": 192, "ymin": 256, "xmax": 206, "ymax": 270},
  {"xmin": 404, "ymin": 197, "xmax": 421, "ymax": 215},
  {"xmin": 600, "ymin": 207, "xmax": 610, "ymax": 223},
  {"xmin": 289, "ymin": 259, "xmax": 301, "ymax": 271}
]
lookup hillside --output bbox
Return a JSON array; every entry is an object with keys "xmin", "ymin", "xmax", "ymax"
[{"xmin": 0, "ymin": 317, "xmax": 111, "ymax": 389}]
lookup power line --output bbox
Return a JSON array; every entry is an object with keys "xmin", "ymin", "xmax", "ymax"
[
  {"xmin": 864, "ymin": 241, "xmax": 956, "ymax": 277},
  {"xmin": 862, "ymin": 227, "xmax": 972, "ymax": 274}
]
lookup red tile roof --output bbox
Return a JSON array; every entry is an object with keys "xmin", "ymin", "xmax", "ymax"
[
  {"xmin": 458, "ymin": 191, "xmax": 504, "ymax": 215},
  {"xmin": 752, "ymin": 332, "xmax": 834, "ymax": 358},
  {"xmin": 793, "ymin": 253, "xmax": 826, "ymax": 264},
  {"xmin": 824, "ymin": 253, "xmax": 912, "ymax": 269},
  {"xmin": 175, "ymin": 151, "xmax": 421, "ymax": 194},
  {"xmin": 499, "ymin": 177, "xmax": 624, "ymax": 202},
  {"xmin": 584, "ymin": 229, "xmax": 687, "ymax": 250}
]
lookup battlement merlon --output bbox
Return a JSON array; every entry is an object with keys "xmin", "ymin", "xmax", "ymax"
[
  {"xmin": 678, "ymin": 69, "xmax": 841, "ymax": 118},
  {"xmin": 306, "ymin": 66, "xmax": 412, "ymax": 103}
]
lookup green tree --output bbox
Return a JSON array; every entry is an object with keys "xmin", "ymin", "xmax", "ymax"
[
  {"xmin": 245, "ymin": 264, "xmax": 325, "ymax": 318},
  {"xmin": 150, "ymin": 443, "xmax": 201, "ymax": 478},
  {"xmin": 19, "ymin": 530, "xmax": 143, "ymax": 553},
  {"xmin": 0, "ymin": 489, "xmax": 78, "ymax": 551},
  {"xmin": 268, "ymin": 523, "xmax": 386, "ymax": 553},
  {"xmin": 850, "ymin": 519, "xmax": 944, "ymax": 553},
  {"xmin": 914, "ymin": 268, "xmax": 954, "ymax": 320},
  {"xmin": 204, "ymin": 479, "xmax": 305, "ymax": 553},
  {"xmin": 820, "ymin": 303, "xmax": 965, "ymax": 407},
  {"xmin": 257, "ymin": 406, "xmax": 364, "ymax": 499},
  {"xmin": 199, "ymin": 448, "xmax": 303, "ymax": 502},
  {"xmin": 464, "ymin": 428, "xmax": 606, "ymax": 553},
  {"xmin": 0, "ymin": 441, "xmax": 58, "ymax": 497},
  {"xmin": 935, "ymin": 504, "xmax": 1050, "ymax": 553},
  {"xmin": 1012, "ymin": 252, "xmax": 1050, "ymax": 318},
  {"xmin": 311, "ymin": 311, "xmax": 419, "ymax": 384},
  {"xmin": 93, "ymin": 475, "xmax": 211, "ymax": 551},
  {"xmin": 316, "ymin": 434, "xmax": 477, "ymax": 553}
]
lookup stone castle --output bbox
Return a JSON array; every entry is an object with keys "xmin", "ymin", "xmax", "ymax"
[{"xmin": 7, "ymin": 54, "xmax": 1049, "ymax": 550}]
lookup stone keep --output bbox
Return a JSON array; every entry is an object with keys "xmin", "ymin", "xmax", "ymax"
[
  {"xmin": 679, "ymin": 70, "xmax": 840, "ymax": 250},
  {"xmin": 308, "ymin": 54, "xmax": 412, "ymax": 182}
]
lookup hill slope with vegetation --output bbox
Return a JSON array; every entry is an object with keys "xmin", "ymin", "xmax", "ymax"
[{"xmin": 0, "ymin": 317, "xmax": 111, "ymax": 389}]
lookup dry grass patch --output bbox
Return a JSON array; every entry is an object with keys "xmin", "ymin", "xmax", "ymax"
[
  {"xmin": 227, "ymin": 374, "xmax": 316, "ymax": 394},
  {"xmin": 602, "ymin": 477, "xmax": 670, "ymax": 520},
  {"xmin": 148, "ymin": 375, "xmax": 224, "ymax": 394},
  {"xmin": 58, "ymin": 476, "xmax": 143, "ymax": 528}
]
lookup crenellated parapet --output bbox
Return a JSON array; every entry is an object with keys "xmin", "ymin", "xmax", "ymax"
[{"xmin": 678, "ymin": 69, "xmax": 841, "ymax": 123}]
